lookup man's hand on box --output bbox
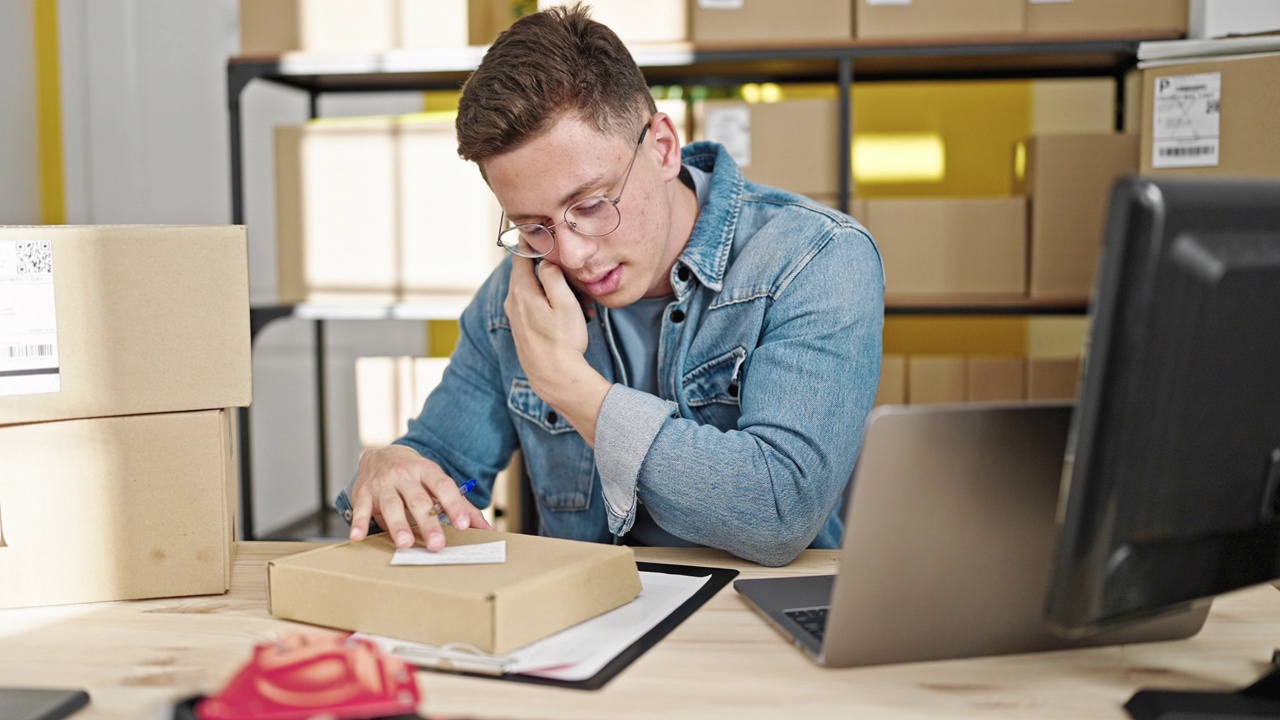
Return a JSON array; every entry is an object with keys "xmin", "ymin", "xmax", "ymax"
[{"xmin": 349, "ymin": 445, "xmax": 492, "ymax": 551}]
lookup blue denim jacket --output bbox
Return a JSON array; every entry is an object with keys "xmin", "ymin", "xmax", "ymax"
[{"xmin": 337, "ymin": 141, "xmax": 884, "ymax": 567}]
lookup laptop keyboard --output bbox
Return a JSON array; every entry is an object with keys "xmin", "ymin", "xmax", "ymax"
[{"xmin": 784, "ymin": 606, "xmax": 829, "ymax": 643}]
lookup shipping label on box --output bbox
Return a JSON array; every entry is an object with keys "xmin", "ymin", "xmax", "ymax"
[
  {"xmin": 1150, "ymin": 72, "xmax": 1222, "ymax": 169},
  {"xmin": 694, "ymin": 98, "xmax": 841, "ymax": 196},
  {"xmin": 0, "ymin": 226, "xmax": 251, "ymax": 426},
  {"xmin": 268, "ymin": 531, "xmax": 642, "ymax": 654},
  {"xmin": 0, "ymin": 409, "xmax": 237, "ymax": 609},
  {"xmin": 0, "ymin": 240, "xmax": 59, "ymax": 397}
]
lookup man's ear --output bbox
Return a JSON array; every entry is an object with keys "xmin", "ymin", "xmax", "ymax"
[{"xmin": 649, "ymin": 112, "xmax": 684, "ymax": 182}]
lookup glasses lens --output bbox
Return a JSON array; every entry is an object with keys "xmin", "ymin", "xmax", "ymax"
[
  {"xmin": 565, "ymin": 197, "xmax": 621, "ymax": 237},
  {"xmin": 498, "ymin": 224, "xmax": 554, "ymax": 258}
]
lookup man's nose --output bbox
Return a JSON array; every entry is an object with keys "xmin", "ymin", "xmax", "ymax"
[{"xmin": 552, "ymin": 227, "xmax": 597, "ymax": 270}]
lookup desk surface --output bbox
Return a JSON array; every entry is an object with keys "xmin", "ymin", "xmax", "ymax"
[{"xmin": 1, "ymin": 542, "xmax": 1278, "ymax": 720}]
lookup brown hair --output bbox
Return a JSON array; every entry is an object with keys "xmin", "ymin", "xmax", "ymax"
[{"xmin": 456, "ymin": 2, "xmax": 657, "ymax": 165}]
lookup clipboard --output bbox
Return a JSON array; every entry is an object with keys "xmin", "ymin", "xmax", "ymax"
[{"xmin": 408, "ymin": 561, "xmax": 739, "ymax": 691}]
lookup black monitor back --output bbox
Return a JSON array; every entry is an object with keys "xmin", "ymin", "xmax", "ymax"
[{"xmin": 1047, "ymin": 176, "xmax": 1280, "ymax": 634}]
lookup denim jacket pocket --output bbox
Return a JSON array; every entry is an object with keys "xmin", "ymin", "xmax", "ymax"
[
  {"xmin": 683, "ymin": 347, "xmax": 746, "ymax": 429},
  {"xmin": 507, "ymin": 378, "xmax": 593, "ymax": 512}
]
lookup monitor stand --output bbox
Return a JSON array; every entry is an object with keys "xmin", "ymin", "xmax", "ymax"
[{"xmin": 1127, "ymin": 654, "xmax": 1280, "ymax": 719}]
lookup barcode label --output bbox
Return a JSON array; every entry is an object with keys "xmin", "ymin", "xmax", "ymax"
[
  {"xmin": 2, "ymin": 344, "xmax": 54, "ymax": 359},
  {"xmin": 1151, "ymin": 72, "xmax": 1221, "ymax": 169}
]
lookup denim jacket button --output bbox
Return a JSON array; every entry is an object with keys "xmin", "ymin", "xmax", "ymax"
[
  {"xmin": 670, "ymin": 309, "xmax": 686, "ymax": 323},
  {"xmin": 546, "ymin": 410, "xmax": 559, "ymax": 424},
  {"xmin": 677, "ymin": 265, "xmax": 690, "ymax": 282}
]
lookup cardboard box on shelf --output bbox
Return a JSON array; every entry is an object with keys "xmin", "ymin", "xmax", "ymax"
[
  {"xmin": 1019, "ymin": 133, "xmax": 1139, "ymax": 299},
  {"xmin": 1024, "ymin": 0, "xmax": 1187, "ymax": 37},
  {"xmin": 268, "ymin": 530, "xmax": 642, "ymax": 654},
  {"xmin": 967, "ymin": 356, "xmax": 1025, "ymax": 402},
  {"xmin": 856, "ymin": 0, "xmax": 1023, "ymax": 41},
  {"xmin": 398, "ymin": 0, "xmax": 470, "ymax": 50},
  {"xmin": 239, "ymin": 0, "xmax": 397, "ymax": 55},
  {"xmin": 860, "ymin": 197, "xmax": 1027, "ymax": 297},
  {"xmin": 539, "ymin": 0, "xmax": 686, "ymax": 44},
  {"xmin": 1027, "ymin": 356, "xmax": 1081, "ymax": 400},
  {"xmin": 0, "ymin": 410, "xmax": 237, "ymax": 609},
  {"xmin": 907, "ymin": 356, "xmax": 966, "ymax": 404},
  {"xmin": 1140, "ymin": 53, "xmax": 1280, "ymax": 179},
  {"xmin": 691, "ymin": 0, "xmax": 852, "ymax": 44},
  {"xmin": 0, "ymin": 226, "xmax": 250, "ymax": 426},
  {"xmin": 693, "ymin": 98, "xmax": 841, "ymax": 197},
  {"xmin": 275, "ymin": 116, "xmax": 504, "ymax": 306}
]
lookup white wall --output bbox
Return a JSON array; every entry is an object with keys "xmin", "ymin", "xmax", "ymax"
[
  {"xmin": 50, "ymin": 0, "xmax": 429, "ymax": 538},
  {"xmin": 0, "ymin": 2, "xmax": 41, "ymax": 225}
]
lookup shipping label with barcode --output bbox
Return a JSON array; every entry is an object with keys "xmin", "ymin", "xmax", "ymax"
[
  {"xmin": 703, "ymin": 106, "xmax": 752, "ymax": 169},
  {"xmin": 1152, "ymin": 72, "xmax": 1221, "ymax": 169},
  {"xmin": 0, "ymin": 240, "xmax": 61, "ymax": 396}
]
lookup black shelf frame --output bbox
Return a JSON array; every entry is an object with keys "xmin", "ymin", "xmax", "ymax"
[{"xmin": 227, "ymin": 34, "xmax": 1160, "ymax": 539}]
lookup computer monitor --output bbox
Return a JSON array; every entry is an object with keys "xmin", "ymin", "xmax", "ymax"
[{"xmin": 1047, "ymin": 176, "xmax": 1280, "ymax": 636}]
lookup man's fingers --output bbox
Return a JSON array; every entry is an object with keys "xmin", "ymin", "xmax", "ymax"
[
  {"xmin": 348, "ymin": 489, "xmax": 375, "ymax": 542},
  {"xmin": 376, "ymin": 486, "xmax": 416, "ymax": 549}
]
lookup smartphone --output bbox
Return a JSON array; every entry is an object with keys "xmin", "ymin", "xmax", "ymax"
[{"xmin": 0, "ymin": 687, "xmax": 90, "ymax": 720}]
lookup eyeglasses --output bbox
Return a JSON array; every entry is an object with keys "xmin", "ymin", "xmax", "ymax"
[{"xmin": 496, "ymin": 123, "xmax": 650, "ymax": 259}]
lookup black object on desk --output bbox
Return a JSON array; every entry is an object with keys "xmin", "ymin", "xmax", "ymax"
[{"xmin": 0, "ymin": 687, "xmax": 90, "ymax": 720}]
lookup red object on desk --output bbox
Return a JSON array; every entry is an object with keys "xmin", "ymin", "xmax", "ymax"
[{"xmin": 196, "ymin": 634, "xmax": 421, "ymax": 720}]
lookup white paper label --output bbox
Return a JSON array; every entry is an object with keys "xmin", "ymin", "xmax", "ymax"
[
  {"xmin": 697, "ymin": 0, "xmax": 744, "ymax": 9},
  {"xmin": 1029, "ymin": 0, "xmax": 1073, "ymax": 5},
  {"xmin": 391, "ymin": 540, "xmax": 506, "ymax": 566},
  {"xmin": 0, "ymin": 240, "xmax": 60, "ymax": 397},
  {"xmin": 704, "ymin": 106, "xmax": 752, "ymax": 168},
  {"xmin": 867, "ymin": 0, "xmax": 912, "ymax": 6},
  {"xmin": 1151, "ymin": 72, "xmax": 1222, "ymax": 169}
]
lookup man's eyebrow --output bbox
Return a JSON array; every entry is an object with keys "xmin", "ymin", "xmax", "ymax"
[{"xmin": 507, "ymin": 175, "xmax": 606, "ymax": 224}]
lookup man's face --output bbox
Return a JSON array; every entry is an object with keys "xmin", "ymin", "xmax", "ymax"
[{"xmin": 483, "ymin": 114, "xmax": 677, "ymax": 308}]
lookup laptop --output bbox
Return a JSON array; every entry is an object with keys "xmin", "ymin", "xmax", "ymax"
[{"xmin": 734, "ymin": 403, "xmax": 1210, "ymax": 668}]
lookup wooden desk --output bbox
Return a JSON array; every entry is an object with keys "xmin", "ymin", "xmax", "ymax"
[{"xmin": 2, "ymin": 542, "xmax": 1278, "ymax": 719}]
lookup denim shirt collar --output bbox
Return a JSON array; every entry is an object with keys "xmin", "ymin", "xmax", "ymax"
[{"xmin": 676, "ymin": 141, "xmax": 743, "ymax": 294}]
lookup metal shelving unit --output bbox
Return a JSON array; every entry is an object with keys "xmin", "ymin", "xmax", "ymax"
[{"xmin": 226, "ymin": 31, "xmax": 1173, "ymax": 539}]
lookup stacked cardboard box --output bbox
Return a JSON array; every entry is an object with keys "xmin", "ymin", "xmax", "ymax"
[
  {"xmin": 691, "ymin": 0, "xmax": 852, "ymax": 44},
  {"xmin": 0, "ymin": 226, "xmax": 251, "ymax": 609},
  {"xmin": 897, "ymin": 354, "xmax": 1077, "ymax": 405},
  {"xmin": 1140, "ymin": 52, "xmax": 1280, "ymax": 180},
  {"xmin": 693, "ymin": 98, "xmax": 841, "ymax": 199},
  {"xmin": 275, "ymin": 114, "xmax": 506, "ymax": 305},
  {"xmin": 856, "ymin": 0, "xmax": 1186, "ymax": 40},
  {"xmin": 540, "ymin": 0, "xmax": 688, "ymax": 44}
]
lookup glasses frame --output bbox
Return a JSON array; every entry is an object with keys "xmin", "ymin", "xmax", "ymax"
[{"xmin": 496, "ymin": 122, "xmax": 651, "ymax": 259}]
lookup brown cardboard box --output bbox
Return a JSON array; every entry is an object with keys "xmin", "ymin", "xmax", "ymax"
[
  {"xmin": 692, "ymin": 0, "xmax": 852, "ymax": 44},
  {"xmin": 1020, "ymin": 134, "xmax": 1138, "ymax": 299},
  {"xmin": 0, "ymin": 410, "xmax": 237, "ymax": 609},
  {"xmin": 967, "ymin": 356, "xmax": 1025, "ymax": 402},
  {"xmin": 1027, "ymin": 356, "xmax": 1080, "ymax": 400},
  {"xmin": 907, "ymin": 356, "xmax": 965, "ymax": 404},
  {"xmin": 875, "ymin": 354, "xmax": 906, "ymax": 406},
  {"xmin": 467, "ymin": 0, "xmax": 538, "ymax": 46},
  {"xmin": 1025, "ymin": 0, "xmax": 1187, "ymax": 36},
  {"xmin": 540, "ymin": 0, "xmax": 687, "ymax": 43},
  {"xmin": 1140, "ymin": 53, "xmax": 1280, "ymax": 179},
  {"xmin": 693, "ymin": 98, "xmax": 841, "ymax": 197},
  {"xmin": 268, "ymin": 530, "xmax": 642, "ymax": 654},
  {"xmin": 856, "ymin": 0, "xmax": 1023, "ymax": 40},
  {"xmin": 239, "ymin": 0, "xmax": 397, "ymax": 55},
  {"xmin": 275, "ymin": 116, "xmax": 504, "ymax": 305},
  {"xmin": 0, "ymin": 226, "xmax": 250, "ymax": 426},
  {"xmin": 860, "ymin": 197, "xmax": 1027, "ymax": 297}
]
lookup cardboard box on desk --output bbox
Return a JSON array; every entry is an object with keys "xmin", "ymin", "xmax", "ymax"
[
  {"xmin": 275, "ymin": 115, "xmax": 504, "ymax": 305},
  {"xmin": 0, "ymin": 225, "xmax": 250, "ymax": 426},
  {"xmin": 268, "ymin": 531, "xmax": 642, "ymax": 655},
  {"xmin": 1024, "ymin": 0, "xmax": 1187, "ymax": 37},
  {"xmin": 1140, "ymin": 53, "xmax": 1280, "ymax": 179},
  {"xmin": 691, "ymin": 0, "xmax": 852, "ymax": 44},
  {"xmin": 1018, "ymin": 133, "xmax": 1138, "ymax": 299},
  {"xmin": 0, "ymin": 409, "xmax": 237, "ymax": 609},
  {"xmin": 856, "ymin": 0, "xmax": 1023, "ymax": 40},
  {"xmin": 693, "ymin": 98, "xmax": 841, "ymax": 198},
  {"xmin": 859, "ymin": 197, "xmax": 1027, "ymax": 297}
]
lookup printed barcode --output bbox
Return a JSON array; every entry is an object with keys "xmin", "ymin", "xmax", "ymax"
[
  {"xmin": 1159, "ymin": 146, "xmax": 1215, "ymax": 157},
  {"xmin": 2, "ymin": 344, "xmax": 54, "ymax": 359}
]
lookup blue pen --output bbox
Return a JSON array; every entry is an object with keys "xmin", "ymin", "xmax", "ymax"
[{"xmin": 428, "ymin": 478, "xmax": 477, "ymax": 517}]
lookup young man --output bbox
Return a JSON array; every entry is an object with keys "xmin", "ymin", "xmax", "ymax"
[{"xmin": 337, "ymin": 4, "xmax": 884, "ymax": 567}]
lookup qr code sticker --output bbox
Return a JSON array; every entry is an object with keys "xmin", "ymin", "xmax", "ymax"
[{"xmin": 15, "ymin": 241, "xmax": 52, "ymax": 275}]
